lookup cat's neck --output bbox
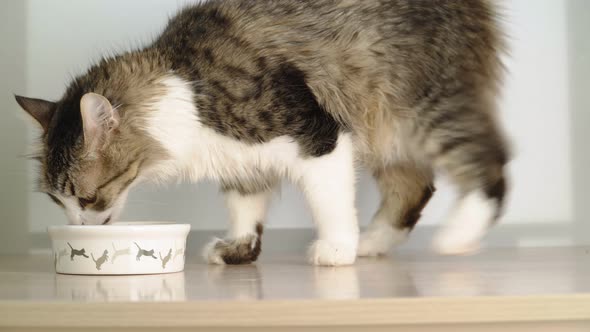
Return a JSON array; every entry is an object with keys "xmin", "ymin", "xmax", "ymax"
[
  {"xmin": 139, "ymin": 72, "xmax": 208, "ymax": 183},
  {"xmin": 86, "ymin": 50, "xmax": 209, "ymax": 183},
  {"xmin": 83, "ymin": 49, "xmax": 175, "ymax": 111}
]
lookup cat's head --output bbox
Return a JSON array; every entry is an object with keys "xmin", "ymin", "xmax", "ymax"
[{"xmin": 15, "ymin": 87, "xmax": 153, "ymax": 225}]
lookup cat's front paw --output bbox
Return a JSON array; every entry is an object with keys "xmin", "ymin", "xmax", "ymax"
[
  {"xmin": 308, "ymin": 239, "xmax": 357, "ymax": 266},
  {"xmin": 202, "ymin": 234, "xmax": 261, "ymax": 265}
]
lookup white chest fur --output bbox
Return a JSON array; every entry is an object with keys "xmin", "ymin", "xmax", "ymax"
[{"xmin": 146, "ymin": 75, "xmax": 305, "ymax": 184}]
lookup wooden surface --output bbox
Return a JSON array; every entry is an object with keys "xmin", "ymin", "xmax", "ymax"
[{"xmin": 0, "ymin": 247, "xmax": 589, "ymax": 329}]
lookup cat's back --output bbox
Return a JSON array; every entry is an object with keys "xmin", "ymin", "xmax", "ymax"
[
  {"xmin": 157, "ymin": 0, "xmax": 501, "ymax": 53},
  {"xmin": 156, "ymin": 0, "xmax": 503, "ymax": 83},
  {"xmin": 153, "ymin": 0, "xmax": 504, "ymax": 132}
]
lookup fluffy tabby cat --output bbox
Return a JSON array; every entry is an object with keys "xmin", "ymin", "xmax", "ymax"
[{"xmin": 15, "ymin": 0, "xmax": 509, "ymax": 266}]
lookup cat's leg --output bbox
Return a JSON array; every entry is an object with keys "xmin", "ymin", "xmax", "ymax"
[
  {"xmin": 423, "ymin": 100, "xmax": 509, "ymax": 255},
  {"xmin": 298, "ymin": 134, "xmax": 359, "ymax": 266},
  {"xmin": 358, "ymin": 163, "xmax": 434, "ymax": 256},
  {"xmin": 203, "ymin": 189, "xmax": 273, "ymax": 265}
]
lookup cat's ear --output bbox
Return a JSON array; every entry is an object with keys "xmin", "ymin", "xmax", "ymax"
[
  {"xmin": 14, "ymin": 95, "xmax": 56, "ymax": 131},
  {"xmin": 80, "ymin": 92, "xmax": 119, "ymax": 150}
]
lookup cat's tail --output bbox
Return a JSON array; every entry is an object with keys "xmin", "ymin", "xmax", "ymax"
[
  {"xmin": 134, "ymin": 242, "xmax": 141, "ymax": 250},
  {"xmin": 67, "ymin": 242, "xmax": 73, "ymax": 250},
  {"xmin": 91, "ymin": 253, "xmax": 97, "ymax": 263},
  {"xmin": 159, "ymin": 252, "xmax": 163, "ymax": 260},
  {"xmin": 112, "ymin": 243, "xmax": 117, "ymax": 252}
]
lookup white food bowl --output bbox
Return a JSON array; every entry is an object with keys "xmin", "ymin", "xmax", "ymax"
[{"xmin": 48, "ymin": 222, "xmax": 191, "ymax": 275}]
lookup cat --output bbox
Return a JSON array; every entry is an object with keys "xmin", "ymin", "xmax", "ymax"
[
  {"xmin": 68, "ymin": 243, "xmax": 89, "ymax": 261},
  {"xmin": 134, "ymin": 242, "xmax": 157, "ymax": 261},
  {"xmin": 159, "ymin": 249, "xmax": 172, "ymax": 269},
  {"xmin": 16, "ymin": 0, "xmax": 509, "ymax": 266},
  {"xmin": 95, "ymin": 280, "xmax": 109, "ymax": 300},
  {"xmin": 91, "ymin": 250, "xmax": 109, "ymax": 270},
  {"xmin": 161, "ymin": 279, "xmax": 173, "ymax": 300},
  {"xmin": 173, "ymin": 246, "xmax": 184, "ymax": 262},
  {"xmin": 111, "ymin": 243, "xmax": 130, "ymax": 264}
]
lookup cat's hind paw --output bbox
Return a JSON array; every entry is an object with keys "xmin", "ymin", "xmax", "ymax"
[
  {"xmin": 202, "ymin": 234, "xmax": 261, "ymax": 265},
  {"xmin": 357, "ymin": 224, "xmax": 409, "ymax": 257},
  {"xmin": 432, "ymin": 191, "xmax": 491, "ymax": 255},
  {"xmin": 308, "ymin": 239, "xmax": 357, "ymax": 266}
]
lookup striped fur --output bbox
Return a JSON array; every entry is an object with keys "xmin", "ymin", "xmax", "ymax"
[{"xmin": 16, "ymin": 0, "xmax": 509, "ymax": 264}]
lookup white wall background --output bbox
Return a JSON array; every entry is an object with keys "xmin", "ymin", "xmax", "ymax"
[{"xmin": 0, "ymin": 0, "xmax": 587, "ymax": 252}]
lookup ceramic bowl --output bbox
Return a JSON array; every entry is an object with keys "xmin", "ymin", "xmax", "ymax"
[{"xmin": 48, "ymin": 222, "xmax": 191, "ymax": 275}]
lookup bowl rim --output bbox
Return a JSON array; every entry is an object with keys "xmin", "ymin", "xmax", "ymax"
[{"xmin": 48, "ymin": 221, "xmax": 191, "ymax": 237}]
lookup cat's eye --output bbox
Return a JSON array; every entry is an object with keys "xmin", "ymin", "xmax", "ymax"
[
  {"xmin": 47, "ymin": 193, "xmax": 64, "ymax": 208},
  {"xmin": 78, "ymin": 195, "xmax": 97, "ymax": 208}
]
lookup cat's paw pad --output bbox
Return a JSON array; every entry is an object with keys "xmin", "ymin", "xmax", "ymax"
[
  {"xmin": 308, "ymin": 240, "xmax": 357, "ymax": 266},
  {"xmin": 357, "ymin": 224, "xmax": 409, "ymax": 257},
  {"xmin": 202, "ymin": 234, "xmax": 261, "ymax": 265}
]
